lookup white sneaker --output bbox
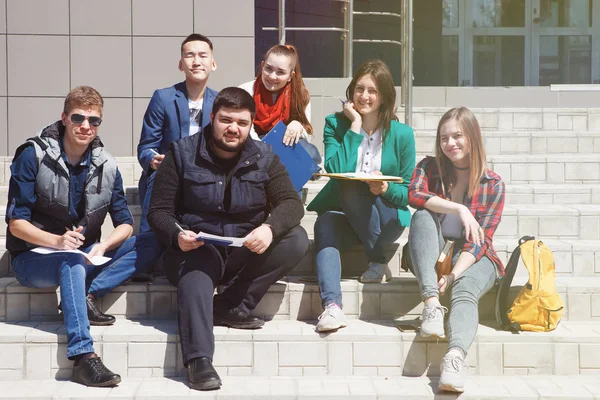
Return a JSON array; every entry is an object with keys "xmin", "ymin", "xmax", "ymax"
[
  {"xmin": 420, "ymin": 304, "xmax": 447, "ymax": 338},
  {"xmin": 438, "ymin": 353, "xmax": 466, "ymax": 393},
  {"xmin": 360, "ymin": 262, "xmax": 391, "ymax": 283},
  {"xmin": 316, "ymin": 303, "xmax": 347, "ymax": 332}
]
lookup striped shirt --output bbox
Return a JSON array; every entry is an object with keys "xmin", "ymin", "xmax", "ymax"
[{"xmin": 408, "ymin": 156, "xmax": 506, "ymax": 275}]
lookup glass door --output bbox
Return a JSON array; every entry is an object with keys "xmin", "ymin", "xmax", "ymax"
[
  {"xmin": 442, "ymin": 0, "xmax": 599, "ymax": 86},
  {"xmin": 530, "ymin": 0, "xmax": 599, "ymax": 85}
]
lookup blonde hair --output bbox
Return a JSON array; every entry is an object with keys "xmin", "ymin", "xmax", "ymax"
[{"xmin": 435, "ymin": 107, "xmax": 487, "ymax": 198}]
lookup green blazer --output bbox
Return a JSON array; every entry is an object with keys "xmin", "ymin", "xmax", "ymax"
[{"xmin": 307, "ymin": 113, "xmax": 416, "ymax": 227}]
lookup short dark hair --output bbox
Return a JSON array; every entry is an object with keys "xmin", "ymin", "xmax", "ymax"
[
  {"xmin": 212, "ymin": 87, "xmax": 255, "ymax": 117},
  {"xmin": 181, "ymin": 33, "xmax": 213, "ymax": 53},
  {"xmin": 63, "ymin": 86, "xmax": 104, "ymax": 116}
]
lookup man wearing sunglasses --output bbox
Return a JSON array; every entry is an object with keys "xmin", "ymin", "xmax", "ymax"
[
  {"xmin": 137, "ymin": 33, "xmax": 218, "ymax": 235},
  {"xmin": 5, "ymin": 86, "xmax": 162, "ymax": 387}
]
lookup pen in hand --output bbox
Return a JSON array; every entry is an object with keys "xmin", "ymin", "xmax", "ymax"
[{"xmin": 175, "ymin": 222, "xmax": 194, "ymax": 238}]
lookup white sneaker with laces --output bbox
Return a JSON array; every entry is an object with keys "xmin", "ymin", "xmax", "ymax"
[
  {"xmin": 438, "ymin": 353, "xmax": 466, "ymax": 393},
  {"xmin": 360, "ymin": 262, "xmax": 391, "ymax": 283},
  {"xmin": 316, "ymin": 303, "xmax": 347, "ymax": 332},
  {"xmin": 420, "ymin": 304, "xmax": 447, "ymax": 338}
]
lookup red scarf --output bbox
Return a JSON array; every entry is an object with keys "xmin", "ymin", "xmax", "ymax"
[{"xmin": 253, "ymin": 77, "xmax": 291, "ymax": 136}]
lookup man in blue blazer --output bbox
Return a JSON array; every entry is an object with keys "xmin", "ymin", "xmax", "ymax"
[{"xmin": 137, "ymin": 33, "xmax": 218, "ymax": 233}]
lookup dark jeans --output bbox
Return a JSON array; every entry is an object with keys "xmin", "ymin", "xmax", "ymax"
[
  {"xmin": 138, "ymin": 171, "xmax": 155, "ymax": 233},
  {"xmin": 165, "ymin": 225, "xmax": 309, "ymax": 365},
  {"xmin": 12, "ymin": 232, "xmax": 162, "ymax": 358},
  {"xmin": 314, "ymin": 181, "xmax": 404, "ymax": 308}
]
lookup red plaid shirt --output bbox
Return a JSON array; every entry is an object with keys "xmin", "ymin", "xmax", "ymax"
[{"xmin": 409, "ymin": 157, "xmax": 506, "ymax": 275}]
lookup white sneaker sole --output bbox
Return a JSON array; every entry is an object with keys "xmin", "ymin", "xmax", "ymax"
[
  {"xmin": 419, "ymin": 329, "xmax": 446, "ymax": 339},
  {"xmin": 316, "ymin": 322, "xmax": 347, "ymax": 332},
  {"xmin": 438, "ymin": 382, "xmax": 465, "ymax": 393}
]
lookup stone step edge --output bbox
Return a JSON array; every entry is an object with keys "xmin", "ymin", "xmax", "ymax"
[
  {"xmin": 0, "ymin": 320, "xmax": 598, "ymax": 379},
  {"xmin": 0, "ymin": 375, "xmax": 595, "ymax": 399},
  {"xmin": 2, "ymin": 317, "xmax": 599, "ymax": 344},
  {"xmin": 2, "ymin": 274, "xmax": 600, "ymax": 295}
]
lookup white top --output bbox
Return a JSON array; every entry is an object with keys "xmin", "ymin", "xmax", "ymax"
[
  {"xmin": 239, "ymin": 80, "xmax": 312, "ymax": 142},
  {"xmin": 188, "ymin": 98, "xmax": 204, "ymax": 136},
  {"xmin": 355, "ymin": 128, "xmax": 383, "ymax": 174}
]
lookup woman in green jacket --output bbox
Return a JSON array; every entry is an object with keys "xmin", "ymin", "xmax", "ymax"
[{"xmin": 307, "ymin": 59, "xmax": 416, "ymax": 332}]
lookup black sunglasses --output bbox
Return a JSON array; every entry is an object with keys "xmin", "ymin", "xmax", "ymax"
[{"xmin": 70, "ymin": 113, "xmax": 102, "ymax": 127}]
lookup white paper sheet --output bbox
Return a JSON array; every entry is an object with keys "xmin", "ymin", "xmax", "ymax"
[
  {"xmin": 195, "ymin": 232, "xmax": 247, "ymax": 247},
  {"xmin": 30, "ymin": 247, "xmax": 111, "ymax": 266}
]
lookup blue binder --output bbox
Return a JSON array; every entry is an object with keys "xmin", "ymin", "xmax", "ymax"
[{"xmin": 261, "ymin": 121, "xmax": 320, "ymax": 192}]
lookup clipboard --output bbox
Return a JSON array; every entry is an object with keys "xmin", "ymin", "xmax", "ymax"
[
  {"xmin": 313, "ymin": 172, "xmax": 404, "ymax": 182},
  {"xmin": 261, "ymin": 121, "xmax": 320, "ymax": 192}
]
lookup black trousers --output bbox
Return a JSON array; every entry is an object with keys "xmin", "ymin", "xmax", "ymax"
[{"xmin": 165, "ymin": 225, "xmax": 309, "ymax": 365}]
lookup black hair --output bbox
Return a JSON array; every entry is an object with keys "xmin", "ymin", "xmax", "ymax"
[
  {"xmin": 212, "ymin": 87, "xmax": 255, "ymax": 116},
  {"xmin": 181, "ymin": 33, "xmax": 213, "ymax": 53}
]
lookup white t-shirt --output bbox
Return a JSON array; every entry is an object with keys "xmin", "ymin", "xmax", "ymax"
[
  {"xmin": 188, "ymin": 98, "xmax": 204, "ymax": 136},
  {"xmin": 355, "ymin": 128, "xmax": 383, "ymax": 174},
  {"xmin": 238, "ymin": 80, "xmax": 312, "ymax": 142}
]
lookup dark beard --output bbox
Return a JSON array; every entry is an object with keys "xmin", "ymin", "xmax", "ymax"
[{"xmin": 209, "ymin": 135, "xmax": 245, "ymax": 154}]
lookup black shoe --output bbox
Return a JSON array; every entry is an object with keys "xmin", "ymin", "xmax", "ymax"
[
  {"xmin": 86, "ymin": 295, "xmax": 116, "ymax": 326},
  {"xmin": 187, "ymin": 357, "xmax": 222, "ymax": 391},
  {"xmin": 72, "ymin": 355, "xmax": 121, "ymax": 387},
  {"xmin": 214, "ymin": 306, "xmax": 265, "ymax": 329}
]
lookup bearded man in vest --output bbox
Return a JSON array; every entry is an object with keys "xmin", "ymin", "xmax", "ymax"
[
  {"xmin": 148, "ymin": 87, "xmax": 309, "ymax": 391},
  {"xmin": 6, "ymin": 86, "xmax": 162, "ymax": 387}
]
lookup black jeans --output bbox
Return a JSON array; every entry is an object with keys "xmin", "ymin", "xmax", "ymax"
[{"xmin": 165, "ymin": 225, "xmax": 309, "ymax": 365}]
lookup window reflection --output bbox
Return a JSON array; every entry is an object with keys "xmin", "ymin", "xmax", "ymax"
[
  {"xmin": 472, "ymin": 0, "xmax": 525, "ymax": 27},
  {"xmin": 442, "ymin": 36, "xmax": 459, "ymax": 86},
  {"xmin": 539, "ymin": 36, "xmax": 591, "ymax": 85},
  {"xmin": 443, "ymin": 0, "xmax": 459, "ymax": 28},
  {"xmin": 473, "ymin": 36, "xmax": 524, "ymax": 86},
  {"xmin": 539, "ymin": 0, "xmax": 592, "ymax": 28}
]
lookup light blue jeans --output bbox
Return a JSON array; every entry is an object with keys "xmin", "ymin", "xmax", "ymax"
[
  {"xmin": 12, "ymin": 232, "xmax": 162, "ymax": 358},
  {"xmin": 315, "ymin": 181, "xmax": 404, "ymax": 308},
  {"xmin": 407, "ymin": 209, "xmax": 497, "ymax": 356}
]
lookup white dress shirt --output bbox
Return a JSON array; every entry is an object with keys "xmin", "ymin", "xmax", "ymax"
[{"xmin": 355, "ymin": 128, "xmax": 383, "ymax": 174}]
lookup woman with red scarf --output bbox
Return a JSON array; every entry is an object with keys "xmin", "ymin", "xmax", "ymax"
[{"xmin": 239, "ymin": 44, "xmax": 321, "ymax": 164}]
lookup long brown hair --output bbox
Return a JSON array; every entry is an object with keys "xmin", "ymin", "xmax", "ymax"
[
  {"xmin": 435, "ymin": 107, "xmax": 487, "ymax": 198},
  {"xmin": 258, "ymin": 44, "xmax": 313, "ymax": 134},
  {"xmin": 345, "ymin": 59, "xmax": 398, "ymax": 141}
]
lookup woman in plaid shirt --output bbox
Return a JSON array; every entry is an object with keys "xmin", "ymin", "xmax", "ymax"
[{"xmin": 406, "ymin": 107, "xmax": 505, "ymax": 393}]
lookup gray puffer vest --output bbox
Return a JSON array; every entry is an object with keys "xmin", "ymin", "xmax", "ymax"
[{"xmin": 6, "ymin": 121, "xmax": 118, "ymax": 255}]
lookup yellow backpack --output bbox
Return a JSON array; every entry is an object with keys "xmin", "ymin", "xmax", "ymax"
[{"xmin": 495, "ymin": 236, "xmax": 564, "ymax": 332}]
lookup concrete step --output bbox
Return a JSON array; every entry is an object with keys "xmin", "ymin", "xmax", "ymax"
[
  {"xmin": 3, "ymin": 181, "xmax": 600, "ymax": 208},
  {"xmin": 414, "ymin": 129, "xmax": 600, "ymax": 156},
  {"xmin": 1, "ymin": 318, "xmax": 599, "ymax": 380},
  {"xmin": 0, "ymin": 274, "xmax": 597, "ymax": 323},
  {"xmin": 299, "ymin": 204, "xmax": 600, "ymax": 241},
  {"xmin": 2, "ymin": 152, "xmax": 600, "ymax": 187},
  {"xmin": 303, "ymin": 181, "xmax": 600, "ymax": 206},
  {"xmin": 2, "ymin": 203, "xmax": 598, "ymax": 244},
  {"xmin": 1, "ymin": 234, "xmax": 600, "ymax": 281},
  {"xmin": 0, "ymin": 375, "xmax": 599, "ymax": 398}
]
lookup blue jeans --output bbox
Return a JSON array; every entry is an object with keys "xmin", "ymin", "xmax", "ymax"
[
  {"xmin": 407, "ymin": 210, "xmax": 497, "ymax": 355},
  {"xmin": 12, "ymin": 232, "xmax": 162, "ymax": 358},
  {"xmin": 138, "ymin": 171, "xmax": 155, "ymax": 233},
  {"xmin": 315, "ymin": 181, "xmax": 405, "ymax": 308}
]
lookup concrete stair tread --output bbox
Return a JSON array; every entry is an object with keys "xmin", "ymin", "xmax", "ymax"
[
  {"xmin": 0, "ymin": 375, "xmax": 599, "ymax": 399},
  {"xmin": 4, "ymin": 317, "xmax": 600, "ymax": 343},
  {"xmin": 0, "ymin": 319, "xmax": 599, "ymax": 379}
]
